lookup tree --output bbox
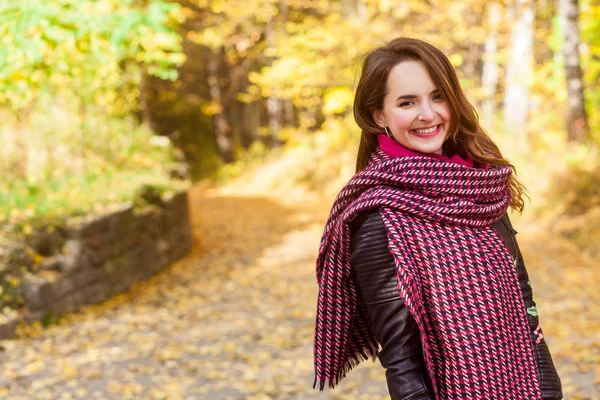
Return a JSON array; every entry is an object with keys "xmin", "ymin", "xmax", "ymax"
[
  {"xmin": 504, "ymin": 0, "xmax": 535, "ymax": 139},
  {"xmin": 0, "ymin": 0, "xmax": 184, "ymax": 114},
  {"xmin": 205, "ymin": 46, "xmax": 234, "ymax": 162},
  {"xmin": 482, "ymin": 3, "xmax": 502, "ymax": 129},
  {"xmin": 559, "ymin": 0, "xmax": 590, "ymax": 141}
]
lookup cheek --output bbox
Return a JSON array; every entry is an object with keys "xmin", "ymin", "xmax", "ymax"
[
  {"xmin": 439, "ymin": 104, "xmax": 452, "ymax": 121},
  {"xmin": 391, "ymin": 111, "xmax": 416, "ymax": 128}
]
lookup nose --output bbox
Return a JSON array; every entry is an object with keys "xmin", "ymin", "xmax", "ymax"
[{"xmin": 418, "ymin": 101, "xmax": 435, "ymax": 121}]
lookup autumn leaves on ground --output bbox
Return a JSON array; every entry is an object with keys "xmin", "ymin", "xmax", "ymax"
[{"xmin": 0, "ymin": 174, "xmax": 598, "ymax": 399}]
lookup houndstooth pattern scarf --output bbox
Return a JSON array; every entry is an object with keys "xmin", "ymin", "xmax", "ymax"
[{"xmin": 313, "ymin": 148, "xmax": 542, "ymax": 399}]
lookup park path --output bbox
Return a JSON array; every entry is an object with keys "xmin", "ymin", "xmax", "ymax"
[{"xmin": 0, "ymin": 183, "xmax": 597, "ymax": 399}]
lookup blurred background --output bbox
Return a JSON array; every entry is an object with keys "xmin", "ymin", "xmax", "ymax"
[{"xmin": 0, "ymin": 0, "xmax": 598, "ymax": 399}]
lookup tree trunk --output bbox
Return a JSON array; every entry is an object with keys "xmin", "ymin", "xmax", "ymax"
[
  {"xmin": 463, "ymin": 11, "xmax": 485, "ymax": 87},
  {"xmin": 503, "ymin": 0, "xmax": 535, "ymax": 140},
  {"xmin": 481, "ymin": 3, "xmax": 501, "ymax": 130},
  {"xmin": 235, "ymin": 63, "xmax": 255, "ymax": 149},
  {"xmin": 559, "ymin": 0, "xmax": 589, "ymax": 141},
  {"xmin": 283, "ymin": 99, "xmax": 295, "ymax": 126},
  {"xmin": 265, "ymin": 15, "xmax": 283, "ymax": 147},
  {"xmin": 206, "ymin": 47, "xmax": 234, "ymax": 163},
  {"xmin": 243, "ymin": 101, "xmax": 260, "ymax": 148}
]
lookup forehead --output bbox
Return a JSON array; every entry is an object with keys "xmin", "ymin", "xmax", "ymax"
[{"xmin": 387, "ymin": 60, "xmax": 436, "ymax": 94}]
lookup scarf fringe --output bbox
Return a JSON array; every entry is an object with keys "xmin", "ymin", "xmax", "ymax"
[{"xmin": 313, "ymin": 343, "xmax": 378, "ymax": 391}]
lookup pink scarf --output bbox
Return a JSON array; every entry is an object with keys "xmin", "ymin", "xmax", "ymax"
[
  {"xmin": 313, "ymin": 149, "xmax": 541, "ymax": 398},
  {"xmin": 377, "ymin": 134, "xmax": 488, "ymax": 169}
]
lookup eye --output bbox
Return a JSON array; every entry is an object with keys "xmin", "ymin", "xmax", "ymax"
[
  {"xmin": 399, "ymin": 101, "xmax": 413, "ymax": 107},
  {"xmin": 433, "ymin": 94, "xmax": 443, "ymax": 101}
]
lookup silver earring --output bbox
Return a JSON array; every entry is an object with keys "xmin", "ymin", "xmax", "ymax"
[{"xmin": 384, "ymin": 126, "xmax": 393, "ymax": 138}]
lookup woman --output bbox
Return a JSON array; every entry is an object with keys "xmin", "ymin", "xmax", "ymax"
[{"xmin": 312, "ymin": 37, "xmax": 563, "ymax": 399}]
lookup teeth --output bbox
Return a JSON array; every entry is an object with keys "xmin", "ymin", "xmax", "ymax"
[{"xmin": 413, "ymin": 125, "xmax": 438, "ymax": 134}]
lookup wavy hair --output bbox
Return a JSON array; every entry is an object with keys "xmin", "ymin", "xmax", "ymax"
[{"xmin": 353, "ymin": 37, "xmax": 527, "ymax": 212}]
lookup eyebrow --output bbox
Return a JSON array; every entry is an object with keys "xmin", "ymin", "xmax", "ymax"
[{"xmin": 396, "ymin": 89, "xmax": 440, "ymax": 101}]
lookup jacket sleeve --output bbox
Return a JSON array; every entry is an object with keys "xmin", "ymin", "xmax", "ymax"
[
  {"xmin": 501, "ymin": 215, "xmax": 564, "ymax": 400},
  {"xmin": 350, "ymin": 210, "xmax": 435, "ymax": 400}
]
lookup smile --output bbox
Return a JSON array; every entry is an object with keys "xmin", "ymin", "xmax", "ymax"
[{"xmin": 410, "ymin": 124, "xmax": 441, "ymax": 137}]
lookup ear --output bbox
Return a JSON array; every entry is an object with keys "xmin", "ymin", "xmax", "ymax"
[{"xmin": 372, "ymin": 109, "xmax": 386, "ymax": 129}]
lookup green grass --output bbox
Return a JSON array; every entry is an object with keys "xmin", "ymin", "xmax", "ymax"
[
  {"xmin": 0, "ymin": 168, "xmax": 188, "ymax": 234},
  {"xmin": 0, "ymin": 98, "xmax": 188, "ymax": 234}
]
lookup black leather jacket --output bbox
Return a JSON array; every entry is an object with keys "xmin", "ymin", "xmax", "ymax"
[{"xmin": 350, "ymin": 210, "xmax": 563, "ymax": 400}]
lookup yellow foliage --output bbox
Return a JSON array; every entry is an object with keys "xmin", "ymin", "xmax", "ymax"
[
  {"xmin": 323, "ymin": 87, "xmax": 354, "ymax": 115},
  {"xmin": 200, "ymin": 102, "xmax": 223, "ymax": 115},
  {"xmin": 449, "ymin": 53, "xmax": 464, "ymax": 67}
]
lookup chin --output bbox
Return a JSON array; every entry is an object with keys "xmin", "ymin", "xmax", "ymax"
[
  {"xmin": 406, "ymin": 128, "xmax": 446, "ymax": 155},
  {"xmin": 412, "ymin": 142, "xmax": 444, "ymax": 155}
]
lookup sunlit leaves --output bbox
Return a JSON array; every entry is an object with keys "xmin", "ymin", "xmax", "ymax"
[
  {"xmin": 579, "ymin": 0, "xmax": 600, "ymax": 135},
  {"xmin": 0, "ymin": 0, "xmax": 184, "ymax": 112},
  {"xmin": 323, "ymin": 87, "xmax": 354, "ymax": 115},
  {"xmin": 0, "ymin": 112, "xmax": 182, "ymax": 228},
  {"xmin": 449, "ymin": 54, "xmax": 464, "ymax": 67},
  {"xmin": 200, "ymin": 102, "xmax": 223, "ymax": 115}
]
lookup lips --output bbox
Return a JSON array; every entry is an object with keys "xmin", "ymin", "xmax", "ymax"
[{"xmin": 410, "ymin": 124, "xmax": 441, "ymax": 138}]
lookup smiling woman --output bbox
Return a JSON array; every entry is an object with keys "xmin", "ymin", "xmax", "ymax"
[
  {"xmin": 372, "ymin": 61, "xmax": 450, "ymax": 155},
  {"xmin": 312, "ymin": 37, "xmax": 563, "ymax": 400}
]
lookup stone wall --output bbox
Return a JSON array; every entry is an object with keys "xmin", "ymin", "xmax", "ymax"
[{"xmin": 1, "ymin": 190, "xmax": 192, "ymax": 338}]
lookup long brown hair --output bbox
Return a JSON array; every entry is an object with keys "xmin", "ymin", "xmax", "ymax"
[{"xmin": 353, "ymin": 37, "xmax": 527, "ymax": 212}]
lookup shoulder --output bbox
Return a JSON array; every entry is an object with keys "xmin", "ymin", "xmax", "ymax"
[
  {"xmin": 350, "ymin": 208, "xmax": 384, "ymax": 234},
  {"xmin": 350, "ymin": 208, "xmax": 388, "ymax": 251}
]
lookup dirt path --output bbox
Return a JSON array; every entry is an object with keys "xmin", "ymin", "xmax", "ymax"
[{"xmin": 0, "ymin": 185, "xmax": 597, "ymax": 399}]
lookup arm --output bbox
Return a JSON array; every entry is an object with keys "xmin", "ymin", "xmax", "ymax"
[
  {"xmin": 350, "ymin": 210, "xmax": 435, "ymax": 400},
  {"xmin": 501, "ymin": 215, "xmax": 563, "ymax": 400}
]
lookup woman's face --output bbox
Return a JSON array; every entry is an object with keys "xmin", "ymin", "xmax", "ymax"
[{"xmin": 373, "ymin": 60, "xmax": 451, "ymax": 155}]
